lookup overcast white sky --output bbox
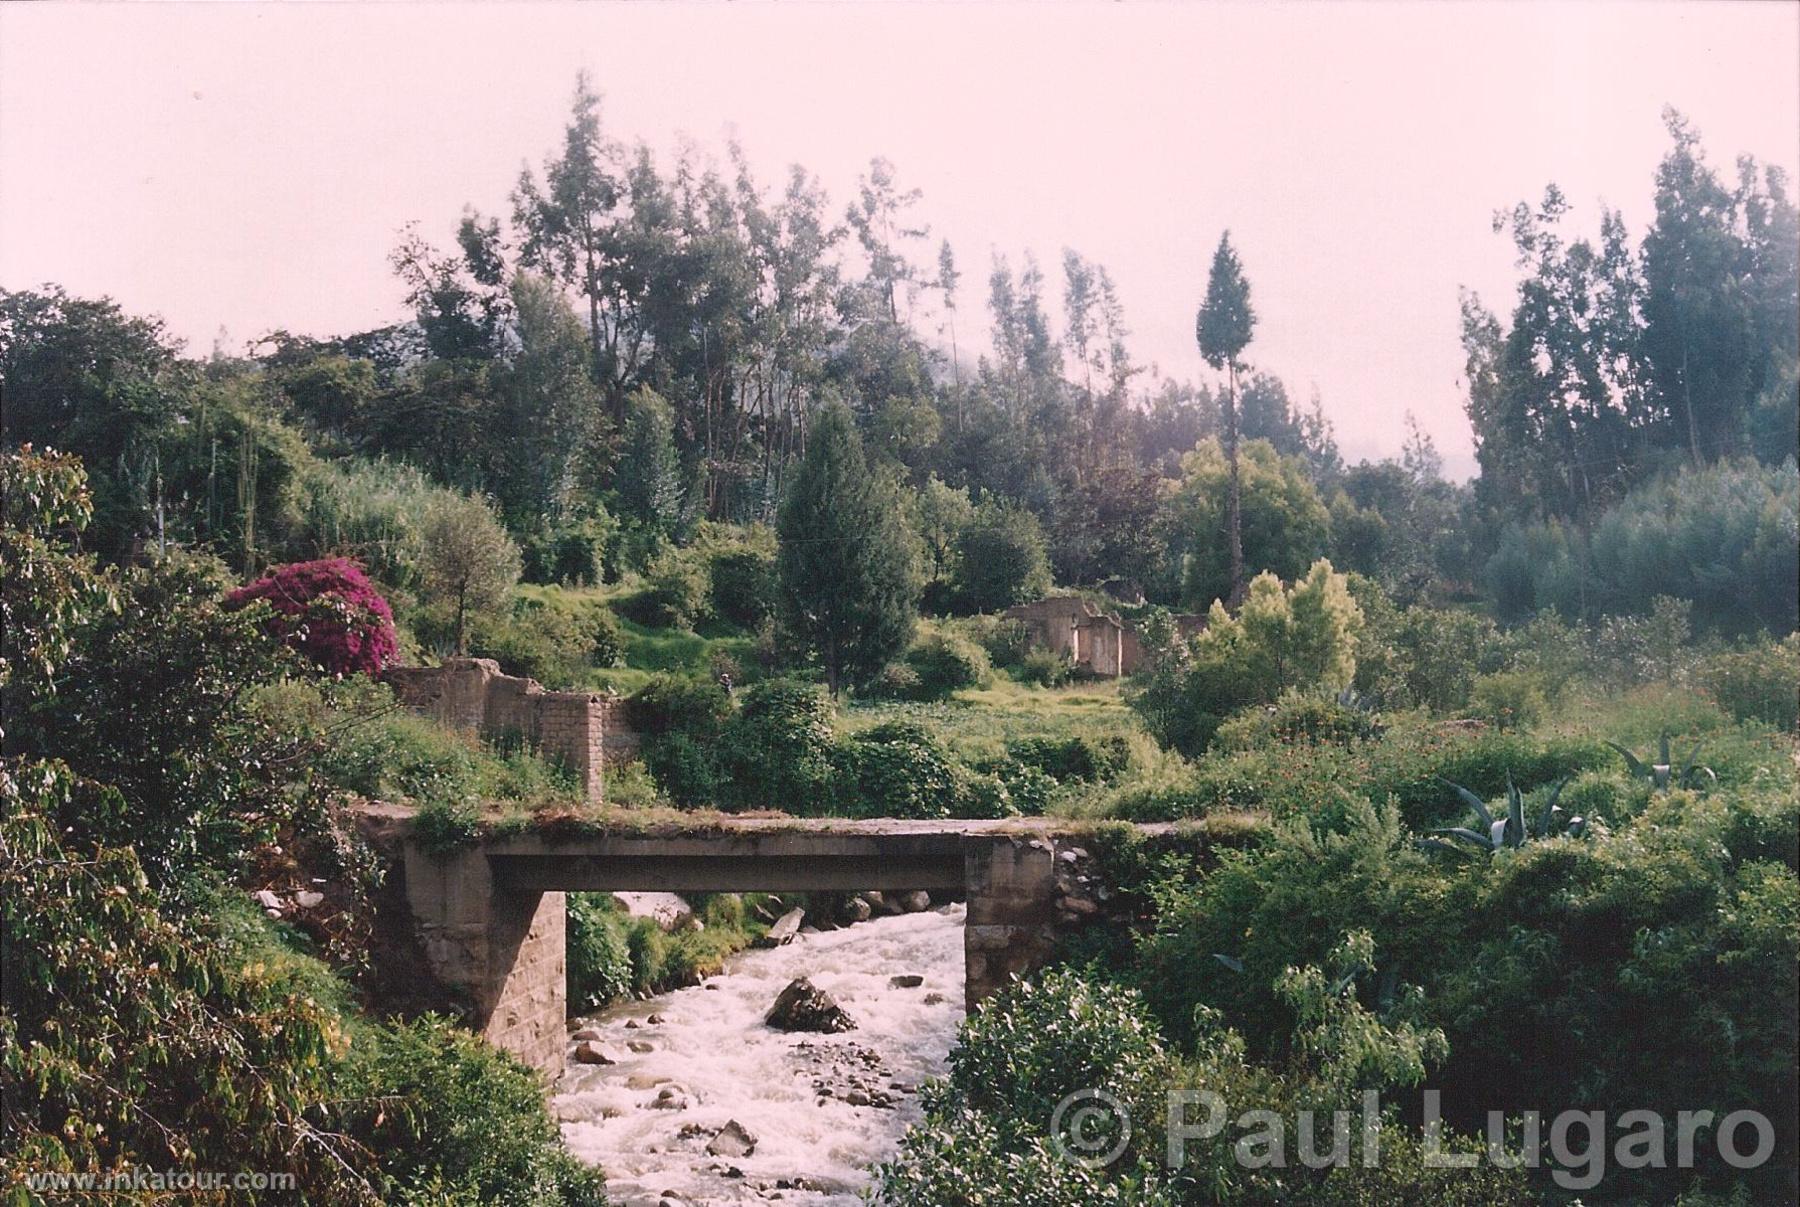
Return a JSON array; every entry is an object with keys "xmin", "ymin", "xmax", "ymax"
[{"xmin": 3, "ymin": 2, "xmax": 1796, "ymax": 476}]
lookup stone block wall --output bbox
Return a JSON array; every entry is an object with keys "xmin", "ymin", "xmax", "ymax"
[
  {"xmin": 402, "ymin": 842, "xmax": 567, "ymax": 1076},
  {"xmin": 963, "ymin": 836, "xmax": 1064, "ymax": 1009},
  {"xmin": 386, "ymin": 658, "xmax": 638, "ymax": 804}
]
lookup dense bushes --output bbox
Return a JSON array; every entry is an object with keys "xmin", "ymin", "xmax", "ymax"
[
  {"xmin": 520, "ymin": 511, "xmax": 616, "ymax": 588},
  {"xmin": 875, "ymin": 954, "xmax": 1526, "ymax": 1206},
  {"xmin": 952, "ymin": 501, "xmax": 1053, "ymax": 613},
  {"xmin": 341, "ymin": 1017, "xmax": 607, "ymax": 1205},
  {"xmin": 463, "ymin": 592, "xmax": 623, "ymax": 687},
  {"xmin": 873, "ymin": 629, "xmax": 995, "ymax": 701},
  {"xmin": 1129, "ymin": 560, "xmax": 1362, "ymax": 757},
  {"xmin": 1006, "ymin": 734, "xmax": 1131, "ymax": 782},
  {"xmin": 1700, "ymin": 635, "xmax": 1800, "ymax": 731},
  {"xmin": 714, "ymin": 678, "xmax": 841, "ymax": 812},
  {"xmin": 840, "ymin": 721, "xmax": 967, "ymax": 818},
  {"xmin": 1489, "ymin": 459, "xmax": 1799, "ymax": 634},
  {"xmin": 706, "ymin": 539, "xmax": 777, "ymax": 630},
  {"xmin": 255, "ymin": 679, "xmax": 581, "ymax": 814},
  {"xmin": 1122, "ymin": 779, "xmax": 1799, "ymax": 1202},
  {"xmin": 1212, "ymin": 690, "xmax": 1380, "ymax": 750},
  {"xmin": 566, "ymin": 893, "xmax": 640, "ymax": 1012},
  {"xmin": 1104, "ymin": 720, "xmax": 1612, "ymax": 828},
  {"xmin": 1, "ymin": 771, "xmax": 378, "ymax": 1200}
]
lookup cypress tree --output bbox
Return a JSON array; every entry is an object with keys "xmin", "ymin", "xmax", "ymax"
[{"xmin": 777, "ymin": 406, "xmax": 919, "ymax": 695}]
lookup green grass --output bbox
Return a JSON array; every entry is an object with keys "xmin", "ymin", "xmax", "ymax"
[{"xmin": 843, "ymin": 674, "xmax": 1135, "ymax": 752}]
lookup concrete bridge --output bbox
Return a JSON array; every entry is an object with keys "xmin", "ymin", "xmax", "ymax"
[{"xmin": 366, "ymin": 810, "xmax": 1170, "ymax": 1076}]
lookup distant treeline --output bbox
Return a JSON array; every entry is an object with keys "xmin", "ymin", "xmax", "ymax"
[{"xmin": 2, "ymin": 89, "xmax": 1794, "ymax": 633}]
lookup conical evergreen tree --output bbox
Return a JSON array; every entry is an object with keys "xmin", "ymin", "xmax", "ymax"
[
  {"xmin": 777, "ymin": 406, "xmax": 920, "ymax": 695},
  {"xmin": 1197, "ymin": 231, "xmax": 1257, "ymax": 608}
]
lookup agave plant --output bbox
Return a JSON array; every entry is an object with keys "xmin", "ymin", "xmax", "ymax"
[
  {"xmin": 1415, "ymin": 774, "xmax": 1584, "ymax": 856},
  {"xmin": 1604, "ymin": 731, "xmax": 1714, "ymax": 791}
]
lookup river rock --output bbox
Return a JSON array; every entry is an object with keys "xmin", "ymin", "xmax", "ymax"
[
  {"xmin": 253, "ymin": 889, "xmax": 283, "ymax": 912},
  {"xmin": 571, "ymin": 1027, "xmax": 603, "ymax": 1042},
  {"xmin": 862, "ymin": 890, "xmax": 902, "ymax": 917},
  {"xmin": 897, "ymin": 891, "xmax": 931, "ymax": 912},
  {"xmin": 888, "ymin": 974, "xmax": 925, "ymax": 989},
  {"xmin": 841, "ymin": 895, "xmax": 872, "ymax": 923},
  {"xmin": 293, "ymin": 889, "xmax": 325, "ymax": 909},
  {"xmin": 759, "ymin": 907, "xmax": 806, "ymax": 947},
  {"xmin": 765, "ymin": 977, "xmax": 857, "ymax": 1033},
  {"xmin": 573, "ymin": 1041, "xmax": 617, "ymax": 1065},
  {"xmin": 612, "ymin": 892, "xmax": 693, "ymax": 931},
  {"xmin": 649, "ymin": 1086, "xmax": 690, "ymax": 1110},
  {"xmin": 705, "ymin": 1119, "xmax": 758, "ymax": 1158},
  {"xmin": 627, "ymin": 1039, "xmax": 656, "ymax": 1053}
]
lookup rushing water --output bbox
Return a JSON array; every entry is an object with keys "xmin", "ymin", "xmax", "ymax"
[{"xmin": 554, "ymin": 905, "xmax": 966, "ymax": 1207}]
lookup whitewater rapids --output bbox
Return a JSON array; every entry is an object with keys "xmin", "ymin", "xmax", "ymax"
[{"xmin": 553, "ymin": 904, "xmax": 966, "ymax": 1206}]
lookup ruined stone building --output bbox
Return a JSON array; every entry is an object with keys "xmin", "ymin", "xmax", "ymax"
[
  {"xmin": 385, "ymin": 657, "xmax": 639, "ymax": 803},
  {"xmin": 1002, "ymin": 596, "xmax": 1205, "ymax": 678}
]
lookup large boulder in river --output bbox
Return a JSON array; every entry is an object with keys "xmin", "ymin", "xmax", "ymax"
[
  {"xmin": 765, "ymin": 977, "xmax": 857, "ymax": 1033},
  {"xmin": 706, "ymin": 1119, "xmax": 758, "ymax": 1158},
  {"xmin": 756, "ymin": 907, "xmax": 806, "ymax": 947}
]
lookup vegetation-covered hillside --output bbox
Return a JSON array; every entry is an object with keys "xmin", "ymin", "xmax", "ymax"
[{"xmin": 3, "ymin": 81, "xmax": 1795, "ymax": 1204}]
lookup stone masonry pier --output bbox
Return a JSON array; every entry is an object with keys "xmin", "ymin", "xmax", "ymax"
[{"xmin": 372, "ymin": 812, "xmax": 1177, "ymax": 1076}]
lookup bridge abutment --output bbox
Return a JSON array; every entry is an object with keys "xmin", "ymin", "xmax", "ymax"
[
  {"xmin": 963, "ymin": 836, "xmax": 1063, "ymax": 1011},
  {"xmin": 403, "ymin": 843, "xmax": 567, "ymax": 1074}
]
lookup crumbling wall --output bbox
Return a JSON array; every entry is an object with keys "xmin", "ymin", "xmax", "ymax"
[
  {"xmin": 385, "ymin": 657, "xmax": 637, "ymax": 803},
  {"xmin": 1003, "ymin": 596, "xmax": 1207, "ymax": 677}
]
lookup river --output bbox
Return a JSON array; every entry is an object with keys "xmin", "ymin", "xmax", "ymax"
[{"xmin": 553, "ymin": 904, "xmax": 966, "ymax": 1206}]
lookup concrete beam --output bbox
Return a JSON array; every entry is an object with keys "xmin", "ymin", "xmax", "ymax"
[{"xmin": 491, "ymin": 852, "xmax": 965, "ymax": 894}]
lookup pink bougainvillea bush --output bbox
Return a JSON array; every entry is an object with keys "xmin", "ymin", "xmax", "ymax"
[{"xmin": 225, "ymin": 557, "xmax": 398, "ymax": 677}]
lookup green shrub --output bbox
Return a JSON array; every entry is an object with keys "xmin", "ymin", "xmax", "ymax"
[
  {"xmin": 1, "ymin": 769, "xmax": 379, "ymax": 1199},
  {"xmin": 412, "ymin": 798, "xmax": 484, "ymax": 854},
  {"xmin": 468, "ymin": 596, "xmax": 599, "ymax": 687},
  {"xmin": 521, "ymin": 513, "xmax": 616, "ymax": 588},
  {"xmin": 714, "ymin": 678, "xmax": 839, "ymax": 813},
  {"xmin": 626, "ymin": 918, "xmax": 668, "ymax": 990},
  {"xmin": 949, "ymin": 967, "xmax": 1172, "ymax": 1141},
  {"xmin": 707, "ymin": 544, "xmax": 777, "ymax": 631},
  {"xmin": 1100, "ymin": 721, "xmax": 1613, "ymax": 829},
  {"xmin": 342, "ymin": 1016, "xmax": 608, "ymax": 1206},
  {"xmin": 1700, "ymin": 636, "xmax": 1799, "ymax": 731},
  {"xmin": 988, "ymin": 760, "xmax": 1058, "ymax": 816},
  {"xmin": 867, "ymin": 661, "xmax": 924, "ymax": 700},
  {"xmin": 1015, "ymin": 647, "xmax": 1073, "ymax": 687},
  {"xmin": 567, "ymin": 893, "xmax": 633, "ymax": 1013},
  {"xmin": 1004, "ymin": 735, "xmax": 1131, "ymax": 783},
  {"xmin": 641, "ymin": 732, "xmax": 719, "ymax": 807},
  {"xmin": 876, "ymin": 969, "xmax": 1176, "ymax": 1205},
  {"xmin": 1468, "ymin": 670, "xmax": 1547, "ymax": 731},
  {"xmin": 959, "ymin": 614, "xmax": 1034, "ymax": 667},
  {"xmin": 588, "ymin": 607, "xmax": 625, "ymax": 669},
  {"xmin": 1129, "ymin": 782, "xmax": 1799, "ymax": 1203},
  {"xmin": 617, "ymin": 552, "xmax": 709, "ymax": 630},
  {"xmin": 629, "ymin": 675, "xmax": 732, "ymax": 806},
  {"xmin": 900, "ymin": 631, "xmax": 993, "ymax": 700},
  {"xmin": 952, "ymin": 502, "xmax": 1053, "ymax": 613},
  {"xmin": 839, "ymin": 721, "xmax": 965, "ymax": 819},
  {"xmin": 1213, "ymin": 691, "xmax": 1379, "ymax": 750},
  {"xmin": 1128, "ymin": 561, "xmax": 1362, "ymax": 757},
  {"xmin": 628, "ymin": 674, "xmax": 732, "ymax": 739}
]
